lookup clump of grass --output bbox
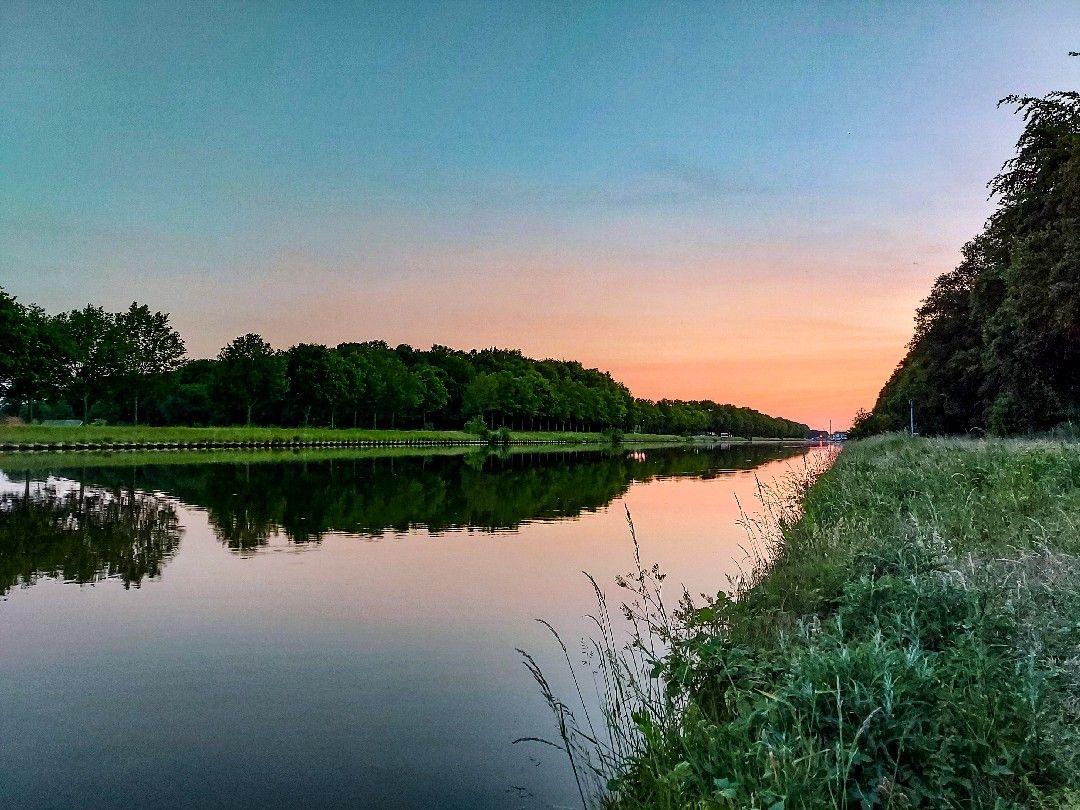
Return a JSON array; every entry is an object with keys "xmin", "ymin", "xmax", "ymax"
[{"xmin": 528, "ymin": 436, "xmax": 1080, "ymax": 808}]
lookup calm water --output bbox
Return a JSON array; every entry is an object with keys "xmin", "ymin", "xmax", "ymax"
[{"xmin": 0, "ymin": 444, "xmax": 814, "ymax": 809}]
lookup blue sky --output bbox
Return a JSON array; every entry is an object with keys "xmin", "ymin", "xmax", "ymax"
[{"xmin": 2, "ymin": 1, "xmax": 1078, "ymax": 426}]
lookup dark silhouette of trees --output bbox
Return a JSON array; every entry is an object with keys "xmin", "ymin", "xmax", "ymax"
[
  {"xmin": 55, "ymin": 305, "xmax": 125, "ymax": 423},
  {"xmin": 1, "ymin": 292, "xmax": 65, "ymax": 421},
  {"xmin": 285, "ymin": 343, "xmax": 344, "ymax": 427},
  {"xmin": 854, "ymin": 85, "xmax": 1080, "ymax": 437},
  {"xmin": 0, "ymin": 289, "xmax": 808, "ymax": 438},
  {"xmin": 117, "ymin": 303, "xmax": 186, "ymax": 425},
  {"xmin": 213, "ymin": 334, "xmax": 287, "ymax": 426}
]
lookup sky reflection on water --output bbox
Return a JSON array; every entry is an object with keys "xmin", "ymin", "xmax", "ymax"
[{"xmin": 0, "ymin": 444, "xmax": 821, "ymax": 809}]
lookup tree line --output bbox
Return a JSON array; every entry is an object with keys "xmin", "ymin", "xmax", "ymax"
[
  {"xmin": 853, "ymin": 85, "xmax": 1080, "ymax": 437},
  {"xmin": 0, "ymin": 289, "xmax": 808, "ymax": 438}
]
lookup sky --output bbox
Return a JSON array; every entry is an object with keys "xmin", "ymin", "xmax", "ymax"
[{"xmin": 2, "ymin": 2, "xmax": 1079, "ymax": 429}]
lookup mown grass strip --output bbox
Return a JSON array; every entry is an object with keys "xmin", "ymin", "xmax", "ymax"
[
  {"xmin": 0, "ymin": 425, "xmax": 807, "ymax": 453},
  {"xmin": 0, "ymin": 424, "xmax": 700, "ymax": 450},
  {"xmin": 0, "ymin": 439, "xmax": 704, "ymax": 472}
]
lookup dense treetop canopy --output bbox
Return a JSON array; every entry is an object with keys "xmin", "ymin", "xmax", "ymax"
[
  {"xmin": 853, "ymin": 86, "xmax": 1080, "ymax": 437},
  {"xmin": 0, "ymin": 290, "xmax": 808, "ymax": 439}
]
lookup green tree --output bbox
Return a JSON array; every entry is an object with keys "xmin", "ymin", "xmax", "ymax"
[
  {"xmin": 413, "ymin": 364, "xmax": 449, "ymax": 426},
  {"xmin": 856, "ymin": 84, "xmax": 1080, "ymax": 437},
  {"xmin": 381, "ymin": 357, "xmax": 421, "ymax": 428},
  {"xmin": 215, "ymin": 334, "xmax": 286, "ymax": 426},
  {"xmin": 117, "ymin": 303, "xmax": 186, "ymax": 424},
  {"xmin": 284, "ymin": 343, "xmax": 345, "ymax": 426},
  {"xmin": 462, "ymin": 373, "xmax": 500, "ymax": 428},
  {"xmin": 55, "ymin": 305, "xmax": 125, "ymax": 423}
]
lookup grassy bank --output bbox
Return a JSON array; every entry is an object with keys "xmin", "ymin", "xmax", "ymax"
[
  {"xmin": 0, "ymin": 439, "xmax": 708, "ymax": 472},
  {"xmin": 0, "ymin": 424, "xmax": 808, "ymax": 452},
  {"xmin": 552, "ymin": 435, "xmax": 1080, "ymax": 808},
  {"xmin": 0, "ymin": 424, "xmax": 692, "ymax": 449}
]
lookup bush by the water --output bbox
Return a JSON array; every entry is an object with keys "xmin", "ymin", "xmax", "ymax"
[{"xmin": 463, "ymin": 416, "xmax": 489, "ymax": 436}]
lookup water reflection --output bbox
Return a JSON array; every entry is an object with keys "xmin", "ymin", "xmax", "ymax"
[
  {"xmin": 4, "ymin": 444, "xmax": 804, "ymax": 557},
  {"xmin": 0, "ymin": 478, "xmax": 181, "ymax": 596},
  {"xmin": 0, "ymin": 443, "xmax": 813, "ymax": 809}
]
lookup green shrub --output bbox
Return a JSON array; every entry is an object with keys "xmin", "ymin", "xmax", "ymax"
[
  {"xmin": 603, "ymin": 427, "xmax": 625, "ymax": 444},
  {"xmin": 463, "ymin": 416, "xmax": 488, "ymax": 436}
]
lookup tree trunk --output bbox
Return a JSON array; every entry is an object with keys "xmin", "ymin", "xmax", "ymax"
[
  {"xmin": 83, "ymin": 393, "xmax": 88, "ymax": 424},
  {"xmin": 134, "ymin": 391, "xmax": 139, "ymax": 425},
  {"xmin": 246, "ymin": 403, "xmax": 253, "ymax": 427}
]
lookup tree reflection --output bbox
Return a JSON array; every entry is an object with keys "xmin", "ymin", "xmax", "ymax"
[
  {"xmin": 19, "ymin": 444, "xmax": 804, "ymax": 555},
  {"xmin": 0, "ymin": 479, "xmax": 182, "ymax": 595}
]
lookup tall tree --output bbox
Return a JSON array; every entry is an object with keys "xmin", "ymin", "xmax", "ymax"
[
  {"xmin": 855, "ymin": 85, "xmax": 1080, "ymax": 437},
  {"xmin": 284, "ymin": 343, "xmax": 344, "ymax": 427},
  {"xmin": 214, "ymin": 334, "xmax": 286, "ymax": 426},
  {"xmin": 55, "ymin": 305, "xmax": 124, "ymax": 423},
  {"xmin": 117, "ymin": 303, "xmax": 186, "ymax": 424},
  {"xmin": 0, "ymin": 288, "xmax": 26, "ymax": 405},
  {"xmin": 11, "ymin": 305, "xmax": 67, "ymax": 421},
  {"xmin": 413, "ymin": 364, "xmax": 449, "ymax": 427}
]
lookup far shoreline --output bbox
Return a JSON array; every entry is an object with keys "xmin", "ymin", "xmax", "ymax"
[{"xmin": 0, "ymin": 424, "xmax": 811, "ymax": 454}]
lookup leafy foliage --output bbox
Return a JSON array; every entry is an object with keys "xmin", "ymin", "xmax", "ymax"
[
  {"xmin": 0, "ymin": 291, "xmax": 809, "ymax": 437},
  {"xmin": 856, "ymin": 87, "xmax": 1080, "ymax": 437}
]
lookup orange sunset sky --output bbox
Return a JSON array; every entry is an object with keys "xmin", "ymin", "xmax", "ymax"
[{"xmin": 4, "ymin": 3, "xmax": 1079, "ymax": 428}]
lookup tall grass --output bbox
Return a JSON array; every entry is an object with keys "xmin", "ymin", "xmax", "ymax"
[{"xmin": 527, "ymin": 436, "xmax": 1080, "ymax": 808}]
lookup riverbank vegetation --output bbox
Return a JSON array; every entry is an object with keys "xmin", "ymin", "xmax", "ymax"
[
  {"xmin": 0, "ymin": 292, "xmax": 807, "ymax": 438},
  {"xmin": 0, "ymin": 436, "xmax": 742, "ymax": 473},
  {"xmin": 0, "ymin": 421, "xmax": 812, "ymax": 453},
  {"xmin": 544, "ymin": 436, "xmax": 1080, "ymax": 808},
  {"xmin": 0, "ymin": 424, "xmax": 696, "ymax": 449},
  {"xmin": 854, "ymin": 85, "xmax": 1080, "ymax": 437}
]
